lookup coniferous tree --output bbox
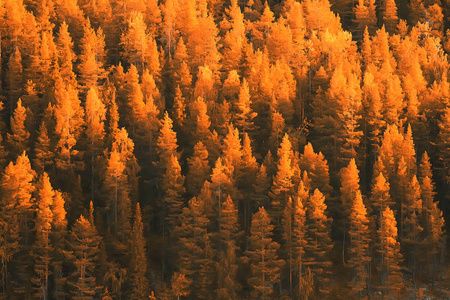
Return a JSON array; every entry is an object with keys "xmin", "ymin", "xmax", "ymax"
[
  {"xmin": 186, "ymin": 141, "xmax": 211, "ymax": 196},
  {"xmin": 50, "ymin": 190, "xmax": 68, "ymax": 300},
  {"xmin": 103, "ymin": 149, "xmax": 131, "ymax": 240},
  {"xmin": 7, "ymin": 99, "xmax": 30, "ymax": 157},
  {"xmin": 84, "ymin": 87, "xmax": 106, "ymax": 202},
  {"xmin": 304, "ymin": 189, "xmax": 333, "ymax": 297},
  {"xmin": 339, "ymin": 158, "xmax": 361, "ymax": 265},
  {"xmin": 175, "ymin": 197, "xmax": 214, "ymax": 299},
  {"xmin": 245, "ymin": 207, "xmax": 284, "ymax": 299},
  {"xmin": 157, "ymin": 112, "xmax": 179, "ymax": 173},
  {"xmin": 376, "ymin": 207, "xmax": 404, "ymax": 298},
  {"xmin": 348, "ymin": 191, "xmax": 371, "ymax": 299},
  {"xmin": 216, "ymin": 195, "xmax": 241, "ymax": 299},
  {"xmin": 67, "ymin": 215, "xmax": 102, "ymax": 299},
  {"xmin": 161, "ymin": 155, "xmax": 186, "ymax": 232},
  {"xmin": 269, "ymin": 134, "xmax": 295, "ymax": 224},
  {"xmin": 0, "ymin": 153, "xmax": 36, "ymax": 297},
  {"xmin": 33, "ymin": 120, "xmax": 54, "ymax": 174},
  {"xmin": 128, "ymin": 203, "xmax": 149, "ymax": 299},
  {"xmin": 31, "ymin": 173, "xmax": 54, "ymax": 300}
]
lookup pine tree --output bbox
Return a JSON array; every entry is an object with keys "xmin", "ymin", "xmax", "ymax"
[
  {"xmin": 31, "ymin": 173, "xmax": 54, "ymax": 300},
  {"xmin": 245, "ymin": 207, "xmax": 284, "ymax": 299},
  {"xmin": 304, "ymin": 189, "xmax": 333, "ymax": 297},
  {"xmin": 67, "ymin": 215, "xmax": 102, "ymax": 299},
  {"xmin": 376, "ymin": 207, "xmax": 404, "ymax": 298},
  {"xmin": 128, "ymin": 203, "xmax": 149, "ymax": 299},
  {"xmin": 348, "ymin": 191, "xmax": 371, "ymax": 298}
]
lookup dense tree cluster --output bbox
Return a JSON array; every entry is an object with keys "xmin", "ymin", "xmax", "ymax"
[{"xmin": 0, "ymin": 0, "xmax": 448, "ymax": 298}]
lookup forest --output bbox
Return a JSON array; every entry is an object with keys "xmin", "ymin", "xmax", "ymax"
[{"xmin": 0, "ymin": 0, "xmax": 448, "ymax": 298}]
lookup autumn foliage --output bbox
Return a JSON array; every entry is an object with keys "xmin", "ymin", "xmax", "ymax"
[{"xmin": 0, "ymin": 0, "xmax": 447, "ymax": 299}]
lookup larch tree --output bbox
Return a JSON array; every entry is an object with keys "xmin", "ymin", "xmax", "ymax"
[
  {"xmin": 0, "ymin": 153, "xmax": 36, "ymax": 295},
  {"xmin": 339, "ymin": 158, "xmax": 361, "ymax": 265},
  {"xmin": 281, "ymin": 193, "xmax": 307, "ymax": 295},
  {"xmin": 7, "ymin": 46, "xmax": 23, "ymax": 114},
  {"xmin": 78, "ymin": 21, "xmax": 106, "ymax": 92},
  {"xmin": 245, "ymin": 207, "xmax": 284, "ymax": 299},
  {"xmin": 216, "ymin": 195, "xmax": 241, "ymax": 299},
  {"xmin": 401, "ymin": 175, "xmax": 423, "ymax": 284},
  {"xmin": 33, "ymin": 116, "xmax": 53, "ymax": 175},
  {"xmin": 31, "ymin": 173, "xmax": 54, "ymax": 300},
  {"xmin": 50, "ymin": 190, "xmax": 68, "ymax": 300},
  {"xmin": 222, "ymin": 124, "xmax": 243, "ymax": 177},
  {"xmin": 376, "ymin": 207, "xmax": 404, "ymax": 298},
  {"xmin": 304, "ymin": 189, "xmax": 333, "ymax": 298},
  {"xmin": 121, "ymin": 11, "xmax": 160, "ymax": 76},
  {"xmin": 269, "ymin": 134, "xmax": 295, "ymax": 224},
  {"xmin": 437, "ymin": 107, "xmax": 450, "ymax": 203},
  {"xmin": 67, "ymin": 215, "xmax": 103, "ymax": 299},
  {"xmin": 419, "ymin": 152, "xmax": 446, "ymax": 281},
  {"xmin": 221, "ymin": 0, "xmax": 246, "ymax": 72},
  {"xmin": 157, "ymin": 111, "xmax": 179, "ymax": 175},
  {"xmin": 234, "ymin": 78, "xmax": 257, "ymax": 134},
  {"xmin": 186, "ymin": 141, "xmax": 211, "ymax": 196},
  {"xmin": 175, "ymin": 197, "xmax": 214, "ymax": 299},
  {"xmin": 84, "ymin": 87, "xmax": 106, "ymax": 202},
  {"xmin": 7, "ymin": 99, "xmax": 30, "ymax": 156},
  {"xmin": 103, "ymin": 149, "xmax": 131, "ymax": 240},
  {"xmin": 383, "ymin": 0, "xmax": 399, "ymax": 34},
  {"xmin": 299, "ymin": 142, "xmax": 332, "ymax": 198},
  {"xmin": 128, "ymin": 203, "xmax": 149, "ymax": 299},
  {"xmin": 124, "ymin": 64, "xmax": 160, "ymax": 161},
  {"xmin": 56, "ymin": 22, "xmax": 77, "ymax": 85},
  {"xmin": 353, "ymin": 0, "xmax": 377, "ymax": 38},
  {"xmin": 161, "ymin": 0, "xmax": 177, "ymax": 54},
  {"xmin": 210, "ymin": 157, "xmax": 237, "ymax": 217},
  {"xmin": 161, "ymin": 155, "xmax": 186, "ymax": 233},
  {"xmin": 348, "ymin": 190, "xmax": 371, "ymax": 299},
  {"xmin": 370, "ymin": 171, "xmax": 393, "ymax": 225},
  {"xmin": 53, "ymin": 82, "xmax": 84, "ymax": 172}
]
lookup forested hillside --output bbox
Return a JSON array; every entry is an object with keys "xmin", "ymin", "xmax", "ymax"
[{"xmin": 0, "ymin": 0, "xmax": 448, "ymax": 298}]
